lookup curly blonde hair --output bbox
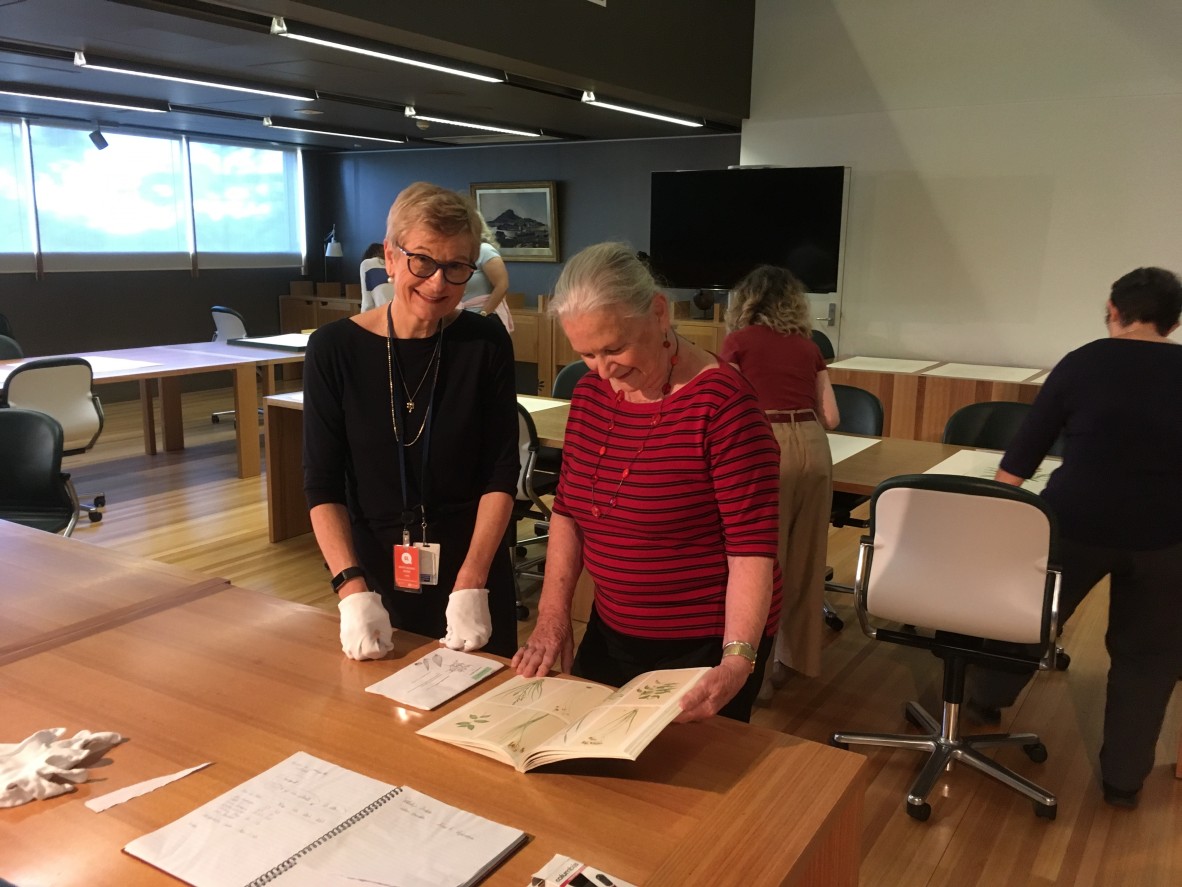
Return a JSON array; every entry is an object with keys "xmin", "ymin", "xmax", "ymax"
[{"xmin": 724, "ymin": 265, "xmax": 812, "ymax": 336}]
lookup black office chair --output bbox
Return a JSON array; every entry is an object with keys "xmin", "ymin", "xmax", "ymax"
[
  {"xmin": 0, "ymin": 408, "xmax": 80, "ymax": 536},
  {"xmin": 0, "ymin": 312, "xmax": 12, "ymax": 339},
  {"xmin": 510, "ymin": 403, "xmax": 559, "ymax": 620},
  {"xmin": 822, "ymin": 384, "xmax": 885, "ymax": 631},
  {"xmin": 811, "ymin": 328, "xmax": 835, "ymax": 360},
  {"xmin": 942, "ymin": 401, "xmax": 1069, "ymax": 669},
  {"xmin": 831, "ymin": 474, "xmax": 1061, "ymax": 822},
  {"xmin": 552, "ymin": 360, "xmax": 592, "ymax": 400},
  {"xmin": 0, "ymin": 334, "xmax": 23, "ymax": 359},
  {"xmin": 1, "ymin": 357, "xmax": 105, "ymax": 524},
  {"xmin": 210, "ymin": 305, "xmax": 264, "ymax": 425}
]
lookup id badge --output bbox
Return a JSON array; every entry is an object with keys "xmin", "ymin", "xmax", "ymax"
[
  {"xmin": 413, "ymin": 542, "xmax": 441, "ymax": 586},
  {"xmin": 394, "ymin": 544, "xmax": 421, "ymax": 592}
]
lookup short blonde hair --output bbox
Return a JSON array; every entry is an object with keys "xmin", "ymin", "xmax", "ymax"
[
  {"xmin": 725, "ymin": 265, "xmax": 811, "ymax": 336},
  {"xmin": 550, "ymin": 242, "xmax": 657, "ymax": 321},
  {"xmin": 386, "ymin": 182, "xmax": 481, "ymax": 259}
]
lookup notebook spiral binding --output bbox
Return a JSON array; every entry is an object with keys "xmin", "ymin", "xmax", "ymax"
[{"xmin": 245, "ymin": 787, "xmax": 403, "ymax": 886}]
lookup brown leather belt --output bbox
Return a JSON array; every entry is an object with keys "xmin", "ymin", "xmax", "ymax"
[{"xmin": 766, "ymin": 409, "xmax": 817, "ymax": 424}]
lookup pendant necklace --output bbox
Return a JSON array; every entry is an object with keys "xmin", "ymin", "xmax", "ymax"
[
  {"xmin": 588, "ymin": 332, "xmax": 680, "ymax": 518},
  {"xmin": 386, "ymin": 307, "xmax": 442, "ymax": 447}
]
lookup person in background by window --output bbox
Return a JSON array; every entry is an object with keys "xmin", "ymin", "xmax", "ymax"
[
  {"xmin": 360, "ymin": 241, "xmax": 393, "ymax": 311},
  {"xmin": 721, "ymin": 265, "xmax": 839, "ymax": 700},
  {"xmin": 461, "ymin": 214, "xmax": 512, "ymax": 330}
]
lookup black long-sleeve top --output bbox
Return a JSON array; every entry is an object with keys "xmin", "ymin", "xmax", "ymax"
[{"xmin": 1000, "ymin": 337, "xmax": 1182, "ymax": 550}]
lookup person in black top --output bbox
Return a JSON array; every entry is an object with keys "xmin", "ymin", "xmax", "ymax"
[
  {"xmin": 303, "ymin": 182, "xmax": 520, "ymax": 661},
  {"xmin": 969, "ymin": 266, "xmax": 1182, "ymax": 809}
]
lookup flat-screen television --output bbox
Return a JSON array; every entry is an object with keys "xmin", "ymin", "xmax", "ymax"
[{"xmin": 648, "ymin": 166, "xmax": 849, "ymax": 293}]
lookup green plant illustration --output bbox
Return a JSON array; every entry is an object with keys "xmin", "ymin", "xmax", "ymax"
[
  {"xmin": 499, "ymin": 713, "xmax": 548, "ymax": 752},
  {"xmin": 580, "ymin": 708, "xmax": 638, "ymax": 746},
  {"xmin": 455, "ymin": 713, "xmax": 491, "ymax": 731},
  {"xmin": 637, "ymin": 681, "xmax": 677, "ymax": 700},
  {"xmin": 493, "ymin": 679, "xmax": 545, "ymax": 706}
]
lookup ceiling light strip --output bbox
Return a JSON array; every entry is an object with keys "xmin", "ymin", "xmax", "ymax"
[
  {"xmin": 74, "ymin": 52, "xmax": 316, "ymax": 102},
  {"xmin": 271, "ymin": 17, "xmax": 504, "ymax": 84},
  {"xmin": 0, "ymin": 82, "xmax": 168, "ymax": 113},
  {"xmin": 263, "ymin": 117, "xmax": 404, "ymax": 144},
  {"xmin": 580, "ymin": 91, "xmax": 702, "ymax": 128},
  {"xmin": 403, "ymin": 106, "xmax": 539, "ymax": 138}
]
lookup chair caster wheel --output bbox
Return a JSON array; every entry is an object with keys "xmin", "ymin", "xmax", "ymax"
[
  {"xmin": 211, "ymin": 415, "xmax": 221, "ymax": 424},
  {"xmin": 1035, "ymin": 802, "xmax": 1057, "ymax": 820},
  {"xmin": 515, "ymin": 604, "xmax": 529, "ymax": 621},
  {"xmin": 88, "ymin": 511, "xmax": 103, "ymax": 523},
  {"xmin": 515, "ymin": 546, "xmax": 527, "ymax": 558},
  {"xmin": 906, "ymin": 801, "xmax": 931, "ymax": 822},
  {"xmin": 93, "ymin": 495, "xmax": 106, "ymax": 508},
  {"xmin": 1023, "ymin": 742, "xmax": 1048, "ymax": 764},
  {"xmin": 824, "ymin": 611, "xmax": 844, "ymax": 632},
  {"xmin": 1055, "ymin": 649, "xmax": 1071, "ymax": 671},
  {"xmin": 829, "ymin": 738, "xmax": 848, "ymax": 750}
]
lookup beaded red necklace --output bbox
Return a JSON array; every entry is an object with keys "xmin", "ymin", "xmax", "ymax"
[{"xmin": 588, "ymin": 332, "xmax": 680, "ymax": 518}]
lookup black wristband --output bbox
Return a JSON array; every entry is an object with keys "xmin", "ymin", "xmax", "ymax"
[{"xmin": 330, "ymin": 566, "xmax": 367, "ymax": 593}]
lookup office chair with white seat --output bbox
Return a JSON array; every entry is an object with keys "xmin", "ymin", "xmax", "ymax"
[
  {"xmin": 831, "ymin": 473, "xmax": 1061, "ymax": 822},
  {"xmin": 209, "ymin": 305, "xmax": 263, "ymax": 425},
  {"xmin": 1, "ymin": 357, "xmax": 105, "ymax": 525}
]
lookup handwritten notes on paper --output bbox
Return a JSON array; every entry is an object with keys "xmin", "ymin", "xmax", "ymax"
[{"xmin": 365, "ymin": 648, "xmax": 504, "ymax": 710}]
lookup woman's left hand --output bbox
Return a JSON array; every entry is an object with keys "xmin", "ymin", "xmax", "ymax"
[{"xmin": 674, "ymin": 656, "xmax": 751, "ymax": 722}]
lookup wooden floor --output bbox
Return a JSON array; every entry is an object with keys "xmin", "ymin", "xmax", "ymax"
[{"xmin": 66, "ymin": 388, "xmax": 1181, "ymax": 887}]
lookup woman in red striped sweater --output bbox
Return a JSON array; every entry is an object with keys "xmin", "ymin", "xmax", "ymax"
[{"xmin": 512, "ymin": 243, "xmax": 783, "ymax": 722}]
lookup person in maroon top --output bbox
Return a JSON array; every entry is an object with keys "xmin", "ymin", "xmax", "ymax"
[
  {"xmin": 721, "ymin": 266, "xmax": 840, "ymax": 696},
  {"xmin": 512, "ymin": 243, "xmax": 783, "ymax": 722}
]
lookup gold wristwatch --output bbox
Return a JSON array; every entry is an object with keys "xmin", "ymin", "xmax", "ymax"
[{"xmin": 721, "ymin": 640, "xmax": 757, "ymax": 673}]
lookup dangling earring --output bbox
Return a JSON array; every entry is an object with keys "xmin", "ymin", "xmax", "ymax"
[
  {"xmin": 387, "ymin": 276, "xmax": 394, "ymax": 285},
  {"xmin": 662, "ymin": 329, "xmax": 671, "ymax": 349}
]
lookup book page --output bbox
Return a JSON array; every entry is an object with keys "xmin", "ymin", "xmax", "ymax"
[
  {"xmin": 418, "ymin": 676, "xmax": 615, "ymax": 769},
  {"xmin": 123, "ymin": 752, "xmax": 392, "ymax": 887},
  {"xmin": 529, "ymin": 668, "xmax": 708, "ymax": 766},
  {"xmin": 365, "ymin": 648, "xmax": 504, "ymax": 710},
  {"xmin": 271, "ymin": 787, "xmax": 525, "ymax": 887}
]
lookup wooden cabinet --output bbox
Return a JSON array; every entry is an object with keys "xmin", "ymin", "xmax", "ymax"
[
  {"xmin": 279, "ymin": 296, "xmax": 359, "ymax": 333},
  {"xmin": 675, "ymin": 320, "xmax": 724, "ymax": 353}
]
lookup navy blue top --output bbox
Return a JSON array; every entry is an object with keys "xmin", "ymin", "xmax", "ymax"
[{"xmin": 1001, "ymin": 337, "xmax": 1182, "ymax": 550}]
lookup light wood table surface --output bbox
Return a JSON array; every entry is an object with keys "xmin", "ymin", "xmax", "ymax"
[
  {"xmin": 0, "ymin": 520, "xmax": 228, "ymax": 666},
  {"xmin": 0, "ymin": 341, "xmax": 304, "ymax": 478},
  {"xmin": 1, "ymin": 583, "xmax": 867, "ymax": 886},
  {"xmin": 829, "ymin": 434, "xmax": 965, "ymax": 496}
]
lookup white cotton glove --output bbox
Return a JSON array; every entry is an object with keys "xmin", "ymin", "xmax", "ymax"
[
  {"xmin": 440, "ymin": 588, "xmax": 493, "ymax": 652},
  {"xmin": 338, "ymin": 591, "xmax": 395, "ymax": 660},
  {"xmin": 1, "ymin": 728, "xmax": 125, "ymax": 808}
]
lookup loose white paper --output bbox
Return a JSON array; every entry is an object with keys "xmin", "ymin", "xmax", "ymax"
[
  {"xmin": 365, "ymin": 648, "xmax": 504, "ymax": 710},
  {"xmin": 517, "ymin": 395, "xmax": 567, "ymax": 414},
  {"xmin": 83, "ymin": 356, "xmax": 163, "ymax": 372},
  {"xmin": 827, "ymin": 356, "xmax": 939, "ymax": 373},
  {"xmin": 85, "ymin": 762, "xmax": 211, "ymax": 812},
  {"xmin": 923, "ymin": 449, "xmax": 1061, "ymax": 494},
  {"xmin": 827, "ymin": 433, "xmax": 880, "ymax": 465}
]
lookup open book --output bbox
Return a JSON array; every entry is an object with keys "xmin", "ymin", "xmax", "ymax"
[
  {"xmin": 123, "ymin": 752, "xmax": 526, "ymax": 887},
  {"xmin": 418, "ymin": 667, "xmax": 709, "ymax": 772}
]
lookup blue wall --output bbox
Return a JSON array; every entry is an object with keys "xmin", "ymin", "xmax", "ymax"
[{"xmin": 316, "ymin": 134, "xmax": 740, "ymax": 304}]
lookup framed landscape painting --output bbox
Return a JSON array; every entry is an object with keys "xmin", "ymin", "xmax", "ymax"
[{"xmin": 470, "ymin": 181, "xmax": 559, "ymax": 262}]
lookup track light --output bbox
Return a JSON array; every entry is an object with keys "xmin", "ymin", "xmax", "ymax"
[
  {"xmin": 89, "ymin": 128, "xmax": 109, "ymax": 150},
  {"xmin": 262, "ymin": 117, "xmax": 404, "ymax": 144},
  {"xmin": 74, "ymin": 51, "xmax": 316, "ymax": 102},
  {"xmin": 580, "ymin": 90, "xmax": 703, "ymax": 128},
  {"xmin": 0, "ymin": 81, "xmax": 169, "ymax": 113},
  {"xmin": 271, "ymin": 17, "xmax": 504, "ymax": 84},
  {"xmin": 402, "ymin": 106, "xmax": 540, "ymax": 138}
]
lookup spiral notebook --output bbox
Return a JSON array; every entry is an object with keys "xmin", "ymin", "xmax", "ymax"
[{"xmin": 123, "ymin": 751, "xmax": 527, "ymax": 887}]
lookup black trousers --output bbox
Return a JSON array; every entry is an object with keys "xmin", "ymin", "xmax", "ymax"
[
  {"xmin": 571, "ymin": 607, "xmax": 774, "ymax": 723},
  {"xmin": 970, "ymin": 536, "xmax": 1182, "ymax": 792}
]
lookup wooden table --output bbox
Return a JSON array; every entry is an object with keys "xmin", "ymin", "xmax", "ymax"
[
  {"xmin": 1, "ymin": 583, "xmax": 867, "ymax": 886},
  {"xmin": 0, "ymin": 520, "xmax": 228, "ymax": 666},
  {"xmin": 829, "ymin": 434, "xmax": 964, "ymax": 495},
  {"xmin": 0, "ymin": 341, "xmax": 304, "ymax": 478}
]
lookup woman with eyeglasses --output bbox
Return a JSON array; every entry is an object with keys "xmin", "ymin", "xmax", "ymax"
[{"xmin": 303, "ymin": 181, "xmax": 520, "ymax": 661}]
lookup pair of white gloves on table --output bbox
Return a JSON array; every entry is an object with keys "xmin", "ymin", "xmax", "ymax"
[
  {"xmin": 338, "ymin": 588, "xmax": 492, "ymax": 660},
  {"xmin": 1, "ymin": 728, "xmax": 124, "ymax": 808}
]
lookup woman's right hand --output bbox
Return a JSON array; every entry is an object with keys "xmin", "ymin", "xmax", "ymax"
[{"xmin": 511, "ymin": 612, "xmax": 573, "ymax": 676}]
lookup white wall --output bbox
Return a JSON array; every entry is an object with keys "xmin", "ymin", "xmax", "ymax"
[{"xmin": 744, "ymin": 0, "xmax": 1182, "ymax": 367}]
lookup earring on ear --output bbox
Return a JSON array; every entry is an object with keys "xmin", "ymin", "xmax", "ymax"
[
  {"xmin": 662, "ymin": 329, "xmax": 671, "ymax": 349},
  {"xmin": 388, "ymin": 277, "xmax": 394, "ymax": 285}
]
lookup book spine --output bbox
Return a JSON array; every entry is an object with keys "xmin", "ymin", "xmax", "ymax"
[{"xmin": 244, "ymin": 788, "xmax": 403, "ymax": 886}]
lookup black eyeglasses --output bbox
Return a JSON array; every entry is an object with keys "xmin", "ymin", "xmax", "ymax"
[{"xmin": 396, "ymin": 245, "xmax": 477, "ymax": 285}]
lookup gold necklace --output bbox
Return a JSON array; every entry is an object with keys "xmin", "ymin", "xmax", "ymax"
[
  {"xmin": 588, "ymin": 333, "xmax": 680, "ymax": 518},
  {"xmin": 386, "ymin": 310, "xmax": 442, "ymax": 447},
  {"xmin": 390, "ymin": 332, "xmax": 441, "ymax": 413}
]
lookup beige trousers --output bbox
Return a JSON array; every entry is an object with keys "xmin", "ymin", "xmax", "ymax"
[{"xmin": 769, "ymin": 418, "xmax": 832, "ymax": 678}]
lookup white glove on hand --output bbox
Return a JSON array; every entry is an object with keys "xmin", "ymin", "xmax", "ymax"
[
  {"xmin": 440, "ymin": 588, "xmax": 492, "ymax": 652},
  {"xmin": 338, "ymin": 591, "xmax": 395, "ymax": 660},
  {"xmin": 1, "ymin": 727, "xmax": 124, "ymax": 808}
]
